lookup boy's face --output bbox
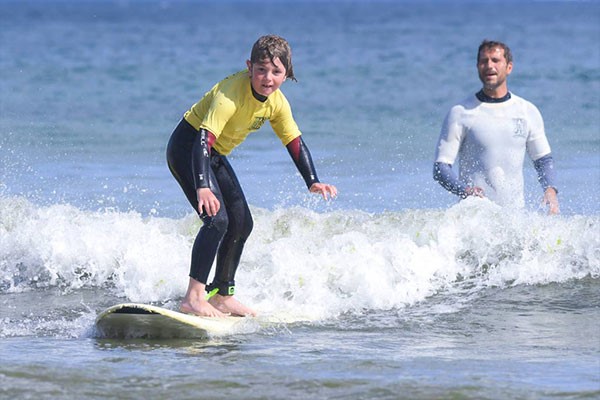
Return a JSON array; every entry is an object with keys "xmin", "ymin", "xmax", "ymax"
[{"xmin": 246, "ymin": 57, "xmax": 287, "ymax": 97}]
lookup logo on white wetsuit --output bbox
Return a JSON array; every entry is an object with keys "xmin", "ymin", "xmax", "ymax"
[{"xmin": 512, "ymin": 118, "xmax": 527, "ymax": 138}]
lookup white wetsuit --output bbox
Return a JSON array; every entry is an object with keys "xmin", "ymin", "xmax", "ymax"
[{"xmin": 434, "ymin": 92, "xmax": 553, "ymax": 208}]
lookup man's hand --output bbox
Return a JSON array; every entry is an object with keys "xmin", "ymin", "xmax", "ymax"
[
  {"xmin": 543, "ymin": 187, "xmax": 559, "ymax": 215},
  {"xmin": 465, "ymin": 186, "xmax": 485, "ymax": 198}
]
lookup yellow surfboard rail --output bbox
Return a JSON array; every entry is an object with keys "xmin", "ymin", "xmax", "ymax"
[{"xmin": 95, "ymin": 303, "xmax": 245, "ymax": 339}]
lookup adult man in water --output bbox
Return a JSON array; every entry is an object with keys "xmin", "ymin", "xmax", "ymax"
[{"xmin": 433, "ymin": 40, "xmax": 559, "ymax": 214}]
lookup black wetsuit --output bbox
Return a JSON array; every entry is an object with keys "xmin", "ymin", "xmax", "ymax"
[
  {"xmin": 167, "ymin": 119, "xmax": 253, "ymax": 296},
  {"xmin": 166, "ymin": 117, "xmax": 319, "ymax": 296}
]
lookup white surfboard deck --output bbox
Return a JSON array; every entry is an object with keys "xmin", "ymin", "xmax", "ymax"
[{"xmin": 95, "ymin": 303, "xmax": 246, "ymax": 339}]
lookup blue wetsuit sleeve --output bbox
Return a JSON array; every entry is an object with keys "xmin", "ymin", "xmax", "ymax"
[
  {"xmin": 433, "ymin": 162, "xmax": 468, "ymax": 198},
  {"xmin": 192, "ymin": 129, "xmax": 212, "ymax": 189},
  {"xmin": 533, "ymin": 154, "xmax": 558, "ymax": 192},
  {"xmin": 286, "ymin": 136, "xmax": 320, "ymax": 189}
]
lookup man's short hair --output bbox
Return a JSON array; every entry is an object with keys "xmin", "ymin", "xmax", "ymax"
[{"xmin": 477, "ymin": 40, "xmax": 513, "ymax": 64}]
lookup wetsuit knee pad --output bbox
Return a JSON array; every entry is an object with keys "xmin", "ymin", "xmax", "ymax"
[{"xmin": 206, "ymin": 280, "xmax": 236, "ymax": 297}]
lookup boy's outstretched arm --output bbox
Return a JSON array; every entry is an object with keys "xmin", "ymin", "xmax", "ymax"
[{"xmin": 286, "ymin": 136, "xmax": 337, "ymax": 200}]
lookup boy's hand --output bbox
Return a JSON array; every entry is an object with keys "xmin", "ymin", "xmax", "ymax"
[
  {"xmin": 309, "ymin": 183, "xmax": 338, "ymax": 200},
  {"xmin": 197, "ymin": 188, "xmax": 220, "ymax": 216}
]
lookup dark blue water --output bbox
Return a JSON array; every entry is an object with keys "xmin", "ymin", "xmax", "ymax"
[{"xmin": 1, "ymin": 1, "xmax": 599, "ymax": 399}]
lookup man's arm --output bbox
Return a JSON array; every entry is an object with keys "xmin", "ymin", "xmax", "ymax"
[
  {"xmin": 533, "ymin": 154, "xmax": 559, "ymax": 214},
  {"xmin": 433, "ymin": 162, "xmax": 484, "ymax": 198},
  {"xmin": 533, "ymin": 154, "xmax": 557, "ymax": 192},
  {"xmin": 433, "ymin": 104, "xmax": 485, "ymax": 199}
]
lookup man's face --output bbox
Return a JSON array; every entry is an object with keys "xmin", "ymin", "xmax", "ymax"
[{"xmin": 477, "ymin": 46, "xmax": 513, "ymax": 93}]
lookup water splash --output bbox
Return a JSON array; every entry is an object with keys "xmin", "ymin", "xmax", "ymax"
[{"xmin": 2, "ymin": 196, "xmax": 597, "ymax": 326}]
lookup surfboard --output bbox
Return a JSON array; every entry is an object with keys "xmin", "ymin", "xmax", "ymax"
[{"xmin": 95, "ymin": 303, "xmax": 245, "ymax": 339}]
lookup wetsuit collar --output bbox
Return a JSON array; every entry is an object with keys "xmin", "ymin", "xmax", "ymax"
[
  {"xmin": 250, "ymin": 83, "xmax": 268, "ymax": 103},
  {"xmin": 476, "ymin": 89, "xmax": 511, "ymax": 103}
]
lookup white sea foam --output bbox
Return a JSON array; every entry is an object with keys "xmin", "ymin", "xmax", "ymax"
[{"xmin": 1, "ymin": 196, "xmax": 598, "ymax": 323}]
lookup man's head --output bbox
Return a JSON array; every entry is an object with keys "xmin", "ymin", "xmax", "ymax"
[
  {"xmin": 477, "ymin": 39, "xmax": 513, "ymax": 97},
  {"xmin": 477, "ymin": 40, "xmax": 512, "ymax": 65}
]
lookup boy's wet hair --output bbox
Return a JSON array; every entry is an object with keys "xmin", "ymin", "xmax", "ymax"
[
  {"xmin": 477, "ymin": 40, "xmax": 513, "ymax": 64},
  {"xmin": 250, "ymin": 35, "xmax": 296, "ymax": 82}
]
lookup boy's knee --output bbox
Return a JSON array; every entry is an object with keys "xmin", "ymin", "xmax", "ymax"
[
  {"xmin": 240, "ymin": 215, "xmax": 253, "ymax": 240},
  {"xmin": 203, "ymin": 212, "xmax": 229, "ymax": 235}
]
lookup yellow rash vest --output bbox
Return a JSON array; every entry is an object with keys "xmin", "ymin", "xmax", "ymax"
[{"xmin": 183, "ymin": 70, "xmax": 301, "ymax": 155}]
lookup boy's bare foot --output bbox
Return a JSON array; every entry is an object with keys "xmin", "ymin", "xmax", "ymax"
[
  {"xmin": 208, "ymin": 294, "xmax": 257, "ymax": 317},
  {"xmin": 179, "ymin": 277, "xmax": 225, "ymax": 317},
  {"xmin": 180, "ymin": 298, "xmax": 225, "ymax": 318}
]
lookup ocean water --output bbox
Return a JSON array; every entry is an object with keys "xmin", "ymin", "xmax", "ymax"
[{"xmin": 1, "ymin": 0, "xmax": 599, "ymax": 399}]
